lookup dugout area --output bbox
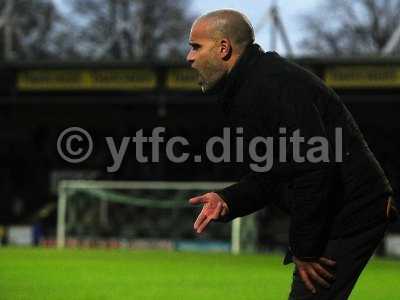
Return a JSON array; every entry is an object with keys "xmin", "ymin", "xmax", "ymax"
[{"xmin": 1, "ymin": 57, "xmax": 400, "ymax": 243}]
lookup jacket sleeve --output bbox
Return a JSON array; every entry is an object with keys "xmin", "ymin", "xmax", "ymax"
[
  {"xmin": 216, "ymin": 169, "xmax": 279, "ymax": 221},
  {"xmin": 215, "ymin": 81, "xmax": 338, "ymax": 260}
]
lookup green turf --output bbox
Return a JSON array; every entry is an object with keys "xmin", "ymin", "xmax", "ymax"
[{"xmin": 0, "ymin": 248, "xmax": 399, "ymax": 300}]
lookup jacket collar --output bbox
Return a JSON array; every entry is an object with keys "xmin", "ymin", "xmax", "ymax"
[{"xmin": 216, "ymin": 43, "xmax": 265, "ymax": 108}]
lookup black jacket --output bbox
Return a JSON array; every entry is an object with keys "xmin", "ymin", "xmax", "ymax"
[{"xmin": 214, "ymin": 43, "xmax": 395, "ymax": 260}]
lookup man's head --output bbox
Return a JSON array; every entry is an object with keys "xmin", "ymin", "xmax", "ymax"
[{"xmin": 187, "ymin": 9, "xmax": 255, "ymax": 93}]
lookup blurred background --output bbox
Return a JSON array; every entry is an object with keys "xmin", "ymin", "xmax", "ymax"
[{"xmin": 1, "ymin": 0, "xmax": 400, "ymax": 257}]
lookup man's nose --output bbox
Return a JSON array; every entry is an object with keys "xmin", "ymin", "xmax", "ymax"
[{"xmin": 186, "ymin": 50, "xmax": 194, "ymax": 64}]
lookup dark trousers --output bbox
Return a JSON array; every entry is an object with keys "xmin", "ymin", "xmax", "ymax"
[{"xmin": 287, "ymin": 220, "xmax": 389, "ymax": 300}]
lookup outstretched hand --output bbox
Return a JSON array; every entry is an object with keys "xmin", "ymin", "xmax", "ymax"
[
  {"xmin": 189, "ymin": 192, "xmax": 229, "ymax": 234},
  {"xmin": 293, "ymin": 256, "xmax": 336, "ymax": 294}
]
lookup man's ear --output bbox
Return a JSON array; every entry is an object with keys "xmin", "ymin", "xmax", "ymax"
[{"xmin": 220, "ymin": 39, "xmax": 232, "ymax": 61}]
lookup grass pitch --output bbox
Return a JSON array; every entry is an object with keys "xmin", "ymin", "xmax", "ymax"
[{"xmin": 0, "ymin": 247, "xmax": 399, "ymax": 300}]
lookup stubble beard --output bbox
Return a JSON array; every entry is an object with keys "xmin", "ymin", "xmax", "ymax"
[{"xmin": 198, "ymin": 66, "xmax": 225, "ymax": 94}]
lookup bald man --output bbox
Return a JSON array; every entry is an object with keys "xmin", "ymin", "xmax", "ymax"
[{"xmin": 187, "ymin": 9, "xmax": 397, "ymax": 300}]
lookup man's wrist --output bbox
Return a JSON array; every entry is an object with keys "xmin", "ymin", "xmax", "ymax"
[
  {"xmin": 212, "ymin": 191, "xmax": 231, "ymax": 222},
  {"xmin": 221, "ymin": 199, "xmax": 229, "ymax": 216}
]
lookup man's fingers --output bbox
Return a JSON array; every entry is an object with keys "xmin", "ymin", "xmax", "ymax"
[
  {"xmin": 308, "ymin": 267, "xmax": 330, "ymax": 289},
  {"xmin": 194, "ymin": 202, "xmax": 222, "ymax": 233},
  {"xmin": 209, "ymin": 201, "xmax": 222, "ymax": 219},
  {"xmin": 196, "ymin": 216, "xmax": 212, "ymax": 233},
  {"xmin": 298, "ymin": 268, "xmax": 316, "ymax": 294},
  {"xmin": 193, "ymin": 208, "xmax": 207, "ymax": 230},
  {"xmin": 189, "ymin": 195, "xmax": 206, "ymax": 205},
  {"xmin": 313, "ymin": 263, "xmax": 335, "ymax": 280},
  {"xmin": 191, "ymin": 194, "xmax": 226, "ymax": 234},
  {"xmin": 319, "ymin": 257, "xmax": 336, "ymax": 267}
]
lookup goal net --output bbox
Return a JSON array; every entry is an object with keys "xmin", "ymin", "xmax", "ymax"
[{"xmin": 56, "ymin": 180, "xmax": 258, "ymax": 254}]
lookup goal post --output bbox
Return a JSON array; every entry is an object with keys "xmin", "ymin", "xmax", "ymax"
[{"xmin": 56, "ymin": 180, "xmax": 258, "ymax": 254}]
